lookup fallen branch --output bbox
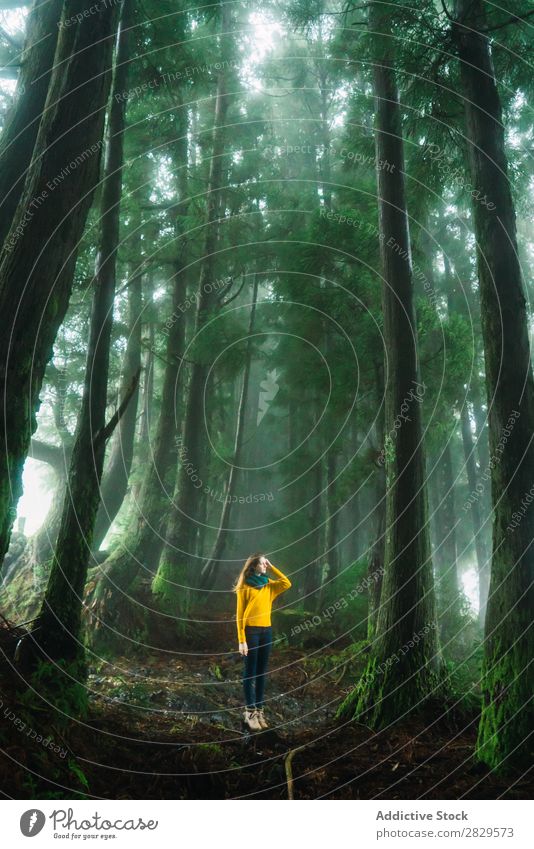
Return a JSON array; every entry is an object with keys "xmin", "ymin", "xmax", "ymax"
[
  {"xmin": 285, "ymin": 744, "xmax": 307, "ymax": 800},
  {"xmin": 332, "ymin": 659, "xmax": 350, "ymax": 686}
]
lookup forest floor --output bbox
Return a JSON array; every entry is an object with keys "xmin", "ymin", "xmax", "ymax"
[{"xmin": 1, "ymin": 613, "xmax": 533, "ymax": 800}]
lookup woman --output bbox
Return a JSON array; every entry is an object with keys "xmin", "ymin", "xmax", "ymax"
[{"xmin": 234, "ymin": 553, "xmax": 291, "ymax": 731}]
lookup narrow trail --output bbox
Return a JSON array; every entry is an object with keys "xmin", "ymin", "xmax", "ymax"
[{"xmin": 2, "ymin": 615, "xmax": 533, "ymax": 799}]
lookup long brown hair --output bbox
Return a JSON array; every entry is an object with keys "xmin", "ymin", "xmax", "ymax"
[{"xmin": 234, "ymin": 552, "xmax": 264, "ymax": 592}]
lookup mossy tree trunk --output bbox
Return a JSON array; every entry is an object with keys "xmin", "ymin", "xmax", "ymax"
[
  {"xmin": 459, "ymin": 403, "xmax": 489, "ymax": 624},
  {"xmin": 434, "ymin": 441, "xmax": 461, "ymax": 645},
  {"xmin": 92, "ymin": 252, "xmax": 143, "ymax": 550},
  {"xmin": 337, "ymin": 0, "xmax": 440, "ymax": 726},
  {"xmin": 325, "ymin": 452, "xmax": 339, "ymax": 583},
  {"xmin": 24, "ymin": 4, "xmax": 130, "ymax": 669},
  {"xmin": 85, "ymin": 111, "xmax": 191, "ymax": 644},
  {"xmin": 0, "ymin": 0, "xmax": 63, "ymax": 247},
  {"xmin": 303, "ymin": 445, "xmax": 324, "ymax": 611},
  {"xmin": 0, "ymin": 0, "xmax": 120, "ymax": 568},
  {"xmin": 200, "ymin": 274, "xmax": 259, "ymax": 587},
  {"xmin": 129, "ymin": 280, "xmax": 155, "ymax": 508},
  {"xmin": 367, "ymin": 469, "xmax": 386, "ymax": 642},
  {"xmin": 153, "ymin": 0, "xmax": 233, "ymax": 613},
  {"xmin": 454, "ymin": 0, "xmax": 534, "ymax": 771}
]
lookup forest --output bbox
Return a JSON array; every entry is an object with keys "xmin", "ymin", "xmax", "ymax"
[{"xmin": 0, "ymin": 0, "xmax": 533, "ymax": 802}]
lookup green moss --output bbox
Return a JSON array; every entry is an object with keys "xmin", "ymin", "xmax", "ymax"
[
  {"xmin": 476, "ymin": 647, "xmax": 534, "ymax": 772},
  {"xmin": 20, "ymin": 656, "xmax": 89, "ymax": 721},
  {"xmin": 196, "ymin": 742, "xmax": 224, "ymax": 757},
  {"xmin": 151, "ymin": 561, "xmax": 190, "ymax": 634},
  {"xmin": 337, "ymin": 653, "xmax": 443, "ymax": 728}
]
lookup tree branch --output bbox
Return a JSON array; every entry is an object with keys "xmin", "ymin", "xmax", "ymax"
[
  {"xmin": 219, "ymin": 275, "xmax": 247, "ymax": 307},
  {"xmin": 92, "ymin": 368, "xmax": 141, "ymax": 450},
  {"xmin": 0, "ymin": 25, "xmax": 23, "ymax": 50},
  {"xmin": 479, "ymin": 9, "xmax": 534, "ymax": 33},
  {"xmin": 29, "ymin": 439, "xmax": 69, "ymax": 472}
]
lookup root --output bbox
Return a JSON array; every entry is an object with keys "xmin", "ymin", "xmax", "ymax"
[{"xmin": 285, "ymin": 744, "xmax": 307, "ymax": 800}]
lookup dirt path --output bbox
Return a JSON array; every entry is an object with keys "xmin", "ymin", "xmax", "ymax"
[
  {"xmin": 72, "ymin": 644, "xmax": 532, "ymax": 800},
  {"xmin": 2, "ymin": 616, "xmax": 533, "ymax": 799}
]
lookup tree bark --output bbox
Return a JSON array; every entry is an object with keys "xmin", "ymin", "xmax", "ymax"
[
  {"xmin": 325, "ymin": 451, "xmax": 339, "ymax": 583},
  {"xmin": 130, "ymin": 297, "xmax": 155, "ymax": 505},
  {"xmin": 0, "ymin": 0, "xmax": 120, "ymax": 568},
  {"xmin": 434, "ymin": 440, "xmax": 461, "ymax": 643},
  {"xmin": 23, "ymin": 3, "xmax": 130, "ymax": 666},
  {"xmin": 303, "ymin": 444, "xmax": 323, "ymax": 610},
  {"xmin": 454, "ymin": 0, "xmax": 534, "ymax": 771},
  {"xmin": 460, "ymin": 403, "xmax": 489, "ymax": 624},
  {"xmin": 153, "ymin": 0, "xmax": 233, "ymax": 611},
  {"xmin": 0, "ymin": 0, "xmax": 63, "ymax": 248},
  {"xmin": 92, "ymin": 257, "xmax": 143, "ymax": 550},
  {"xmin": 338, "ymin": 0, "xmax": 440, "ymax": 725},
  {"xmin": 85, "ymin": 112, "xmax": 191, "ymax": 642},
  {"xmin": 200, "ymin": 274, "xmax": 259, "ymax": 586}
]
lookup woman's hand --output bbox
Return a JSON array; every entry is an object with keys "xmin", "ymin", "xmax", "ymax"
[
  {"xmin": 238, "ymin": 642, "xmax": 248, "ymax": 656},
  {"xmin": 265, "ymin": 558, "xmax": 274, "ymax": 570}
]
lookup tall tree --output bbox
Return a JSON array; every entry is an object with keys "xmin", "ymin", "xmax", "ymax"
[
  {"xmin": 200, "ymin": 274, "xmax": 259, "ymax": 587},
  {"xmin": 459, "ymin": 402, "xmax": 489, "ymax": 624},
  {"xmin": 0, "ymin": 0, "xmax": 63, "ymax": 247},
  {"xmin": 152, "ymin": 0, "xmax": 234, "ymax": 611},
  {"xmin": 22, "ymin": 2, "xmax": 133, "ymax": 670},
  {"xmin": 433, "ymin": 440, "xmax": 460, "ymax": 643},
  {"xmin": 92, "ymin": 248, "xmax": 143, "ymax": 550},
  {"xmin": 0, "ymin": 0, "xmax": 120, "ymax": 567},
  {"xmin": 453, "ymin": 0, "xmax": 534, "ymax": 770},
  {"xmin": 85, "ymin": 118, "xmax": 191, "ymax": 642},
  {"xmin": 338, "ymin": 0, "xmax": 440, "ymax": 725}
]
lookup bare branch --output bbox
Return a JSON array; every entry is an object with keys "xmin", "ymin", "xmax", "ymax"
[
  {"xmin": 29, "ymin": 439, "xmax": 68, "ymax": 472},
  {"xmin": 93, "ymin": 368, "xmax": 141, "ymax": 450},
  {"xmin": 480, "ymin": 9, "xmax": 534, "ymax": 33},
  {"xmin": 220, "ymin": 275, "xmax": 247, "ymax": 307}
]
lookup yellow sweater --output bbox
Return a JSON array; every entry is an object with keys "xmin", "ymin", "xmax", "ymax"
[{"xmin": 236, "ymin": 565, "xmax": 292, "ymax": 643}]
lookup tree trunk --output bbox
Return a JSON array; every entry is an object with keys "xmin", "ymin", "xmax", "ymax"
[
  {"xmin": 130, "ymin": 304, "xmax": 155, "ymax": 505},
  {"xmin": 200, "ymin": 274, "xmax": 259, "ymax": 586},
  {"xmin": 460, "ymin": 403, "xmax": 489, "ymax": 624},
  {"xmin": 303, "ymin": 447, "xmax": 324, "ymax": 610},
  {"xmin": 23, "ymin": 4, "xmax": 130, "ymax": 668},
  {"xmin": 367, "ymin": 474, "xmax": 385, "ymax": 642},
  {"xmin": 153, "ymin": 0, "xmax": 233, "ymax": 611},
  {"xmin": 338, "ymin": 0, "xmax": 440, "ymax": 725},
  {"xmin": 367, "ymin": 394, "xmax": 386, "ymax": 641},
  {"xmin": 434, "ymin": 440, "xmax": 461, "ymax": 643},
  {"xmin": 0, "ymin": 0, "xmax": 120, "ymax": 568},
  {"xmin": 454, "ymin": 0, "xmax": 534, "ymax": 771},
  {"xmin": 325, "ymin": 452, "xmax": 339, "ymax": 583},
  {"xmin": 471, "ymin": 374, "xmax": 490, "ymax": 476},
  {"xmin": 92, "ymin": 257, "xmax": 143, "ymax": 550},
  {"xmin": 85, "ymin": 113, "xmax": 191, "ymax": 642},
  {"xmin": 0, "ymin": 0, "xmax": 63, "ymax": 248}
]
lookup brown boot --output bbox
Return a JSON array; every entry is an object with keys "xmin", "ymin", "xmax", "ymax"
[
  {"xmin": 256, "ymin": 708, "xmax": 268, "ymax": 729},
  {"xmin": 243, "ymin": 708, "xmax": 261, "ymax": 731}
]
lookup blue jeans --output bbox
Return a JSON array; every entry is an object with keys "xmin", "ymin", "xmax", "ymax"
[{"xmin": 243, "ymin": 625, "xmax": 272, "ymax": 708}]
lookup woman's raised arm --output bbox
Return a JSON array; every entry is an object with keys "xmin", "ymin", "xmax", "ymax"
[{"xmin": 267, "ymin": 562, "xmax": 292, "ymax": 597}]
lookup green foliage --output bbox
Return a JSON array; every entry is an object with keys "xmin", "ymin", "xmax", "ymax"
[
  {"xmin": 68, "ymin": 759, "xmax": 90, "ymax": 791},
  {"xmin": 196, "ymin": 742, "xmax": 224, "ymax": 757},
  {"xmin": 314, "ymin": 558, "xmax": 370, "ymax": 644},
  {"xmin": 19, "ymin": 658, "xmax": 89, "ymax": 720}
]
